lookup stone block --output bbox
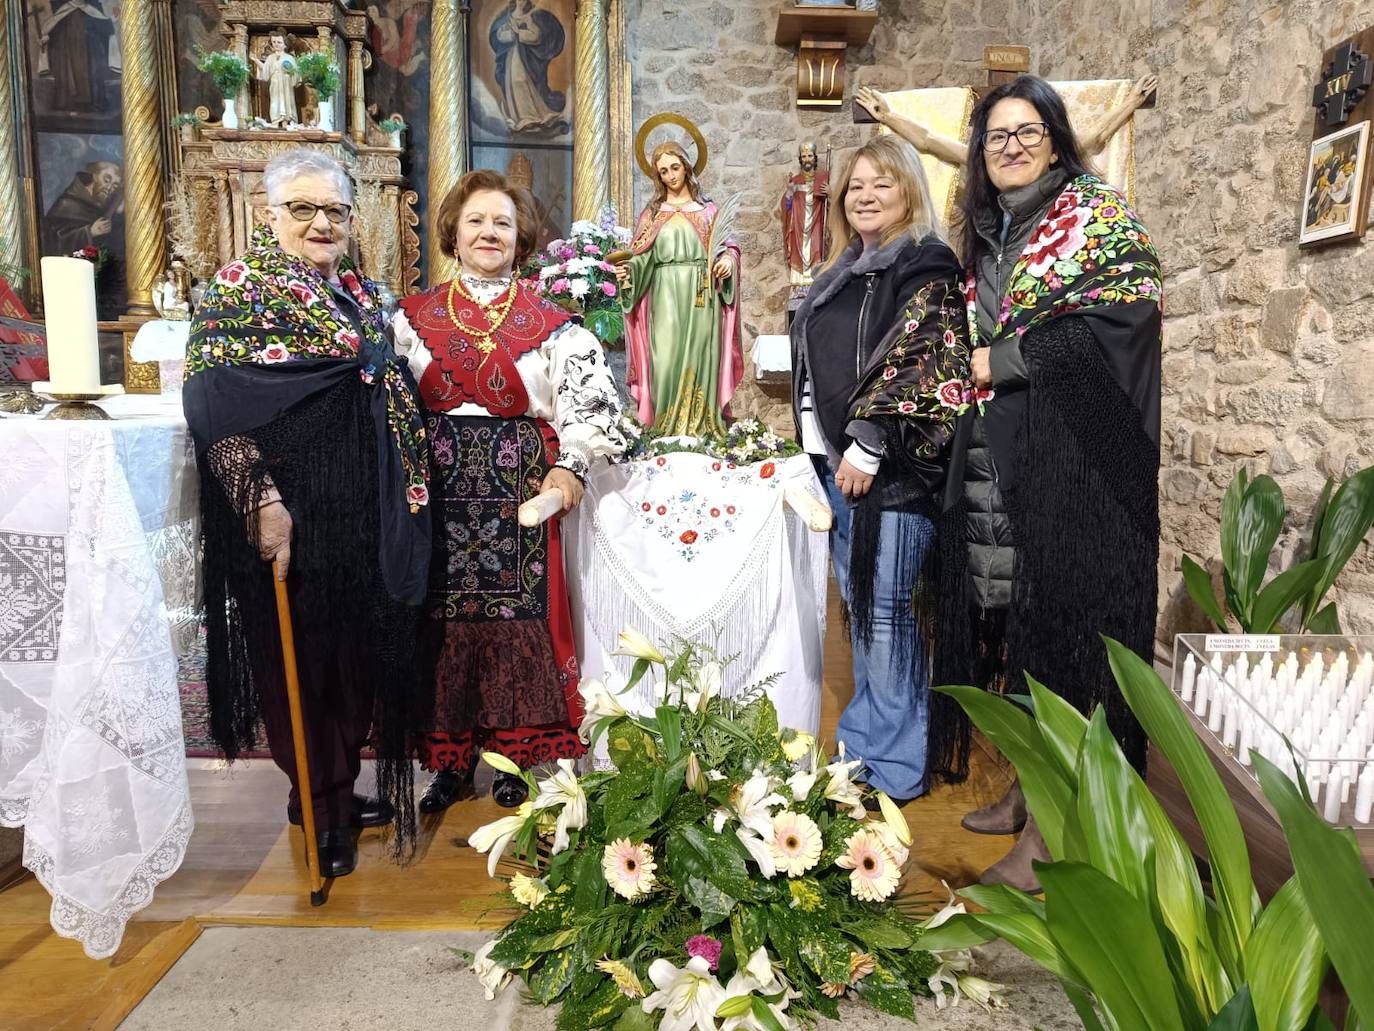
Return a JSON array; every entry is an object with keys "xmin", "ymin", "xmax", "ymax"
[
  {"xmin": 1163, "ymin": 467, "xmax": 1205, "ymax": 503},
  {"xmin": 1214, "ymin": 359, "xmax": 1273, "ymax": 385},
  {"xmin": 1309, "ymin": 247, "xmax": 1374, "ymax": 307},
  {"xmin": 1321, "ymin": 360, "xmax": 1374, "ymax": 422},
  {"xmin": 1259, "ymin": 287, "xmax": 1305, "ymax": 354},
  {"xmin": 1214, "ymin": 427, "xmax": 1266, "ymax": 456},
  {"xmin": 1191, "ymin": 429, "xmax": 1217, "ymax": 465},
  {"xmin": 1166, "ymin": 272, "xmax": 1203, "ymax": 316},
  {"xmin": 1224, "ymin": 249, "xmax": 1285, "ymax": 306},
  {"xmin": 1223, "ymin": 383, "xmax": 1305, "ymax": 426}
]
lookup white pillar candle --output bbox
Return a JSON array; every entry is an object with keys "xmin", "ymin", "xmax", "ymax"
[
  {"xmin": 1355, "ymin": 766, "xmax": 1374, "ymax": 824},
  {"xmin": 1209, "ymin": 689, "xmax": 1227, "ymax": 733},
  {"xmin": 1324, "ymin": 769, "xmax": 1345, "ymax": 823},
  {"xmin": 1194, "ymin": 671, "xmax": 1211, "ymax": 718},
  {"xmin": 39, "ymin": 256, "xmax": 102, "ymax": 392},
  {"xmin": 1305, "ymin": 761, "xmax": 1323, "ymax": 799},
  {"xmin": 1238, "ymin": 715, "xmax": 1254, "ymax": 765},
  {"xmin": 1180, "ymin": 653, "xmax": 1197, "ymax": 702},
  {"xmin": 1223, "ymin": 702, "xmax": 1239, "ymax": 749}
]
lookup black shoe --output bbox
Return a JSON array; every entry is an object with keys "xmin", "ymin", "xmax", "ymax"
[
  {"xmin": 312, "ymin": 829, "xmax": 357, "ymax": 879},
  {"xmin": 418, "ymin": 770, "xmax": 472, "ymax": 814},
  {"xmin": 492, "ymin": 770, "xmax": 529, "ymax": 809},
  {"xmin": 288, "ymin": 793, "xmax": 395, "ymax": 829}
]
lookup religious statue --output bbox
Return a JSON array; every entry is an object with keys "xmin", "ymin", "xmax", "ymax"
[
  {"xmin": 152, "ymin": 266, "xmax": 190, "ymax": 321},
  {"xmin": 251, "ymin": 35, "xmax": 300, "ymax": 126},
  {"xmin": 780, "ymin": 140, "xmax": 830, "ymax": 288},
  {"xmin": 854, "ymin": 74, "xmax": 1159, "ymax": 166},
  {"xmin": 617, "ymin": 118, "xmax": 742, "ymax": 437},
  {"xmin": 490, "ymin": 0, "xmax": 570, "ymax": 135}
]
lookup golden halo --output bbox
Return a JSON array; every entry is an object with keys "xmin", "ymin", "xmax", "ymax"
[{"xmin": 635, "ymin": 112, "xmax": 708, "ymax": 180}]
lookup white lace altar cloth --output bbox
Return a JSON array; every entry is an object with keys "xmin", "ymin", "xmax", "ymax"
[
  {"xmin": 0, "ymin": 394, "xmax": 197, "ymax": 959},
  {"xmin": 564, "ymin": 452, "xmax": 828, "ymax": 742}
]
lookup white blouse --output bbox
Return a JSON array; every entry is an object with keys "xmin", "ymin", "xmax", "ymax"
[{"xmin": 391, "ymin": 274, "xmax": 626, "ymax": 478}]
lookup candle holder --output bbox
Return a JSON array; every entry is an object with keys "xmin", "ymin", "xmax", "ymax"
[
  {"xmin": 31, "ymin": 382, "xmax": 125, "ymax": 420},
  {"xmin": 1172, "ymin": 633, "xmax": 1374, "ymax": 828}
]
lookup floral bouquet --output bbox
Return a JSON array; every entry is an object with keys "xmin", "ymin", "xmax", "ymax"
[
  {"xmin": 524, "ymin": 207, "xmax": 631, "ymax": 346},
  {"xmin": 619, "ymin": 417, "xmax": 802, "ymax": 466},
  {"xmin": 464, "ymin": 629, "xmax": 998, "ymax": 1029},
  {"xmin": 69, "ymin": 246, "xmax": 111, "ymax": 275}
]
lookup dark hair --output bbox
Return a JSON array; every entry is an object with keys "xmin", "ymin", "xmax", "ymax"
[
  {"xmin": 436, "ymin": 168, "xmax": 538, "ymax": 270},
  {"xmin": 959, "ymin": 75, "xmax": 1092, "ymax": 262}
]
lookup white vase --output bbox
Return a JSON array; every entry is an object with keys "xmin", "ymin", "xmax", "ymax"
[
  {"xmin": 222, "ymin": 96, "xmax": 238, "ymax": 131},
  {"xmin": 317, "ymin": 97, "xmax": 334, "ymax": 132},
  {"xmin": 387, "ymin": 130, "xmax": 401, "ymax": 149}
]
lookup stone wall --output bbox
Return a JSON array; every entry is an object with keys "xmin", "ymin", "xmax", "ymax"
[
  {"xmin": 1025, "ymin": 0, "xmax": 1374, "ymax": 640},
  {"xmin": 625, "ymin": 0, "xmax": 1374, "ymax": 643}
]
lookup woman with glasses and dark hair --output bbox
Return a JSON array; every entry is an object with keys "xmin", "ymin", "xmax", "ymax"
[
  {"xmin": 925, "ymin": 76, "xmax": 1164, "ymax": 891},
  {"xmin": 790, "ymin": 134, "xmax": 970, "ymax": 804},
  {"xmin": 185, "ymin": 148, "xmax": 432, "ymax": 877}
]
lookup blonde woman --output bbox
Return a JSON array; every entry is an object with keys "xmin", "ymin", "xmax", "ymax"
[{"xmin": 789, "ymin": 134, "xmax": 971, "ymax": 803}]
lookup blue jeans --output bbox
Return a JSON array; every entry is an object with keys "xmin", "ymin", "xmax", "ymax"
[{"xmin": 817, "ymin": 459, "xmax": 933, "ymax": 799}]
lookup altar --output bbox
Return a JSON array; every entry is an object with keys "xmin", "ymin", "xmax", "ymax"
[
  {"xmin": 564, "ymin": 451, "xmax": 830, "ymax": 738},
  {"xmin": 0, "ymin": 394, "xmax": 197, "ymax": 959}
]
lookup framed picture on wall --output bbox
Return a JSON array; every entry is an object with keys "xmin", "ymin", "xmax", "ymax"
[{"xmin": 1299, "ymin": 120, "xmax": 1371, "ymax": 246}]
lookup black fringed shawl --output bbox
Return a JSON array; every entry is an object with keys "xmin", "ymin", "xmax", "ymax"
[
  {"xmin": 183, "ymin": 226, "xmax": 431, "ymax": 853},
  {"xmin": 930, "ymin": 176, "xmax": 1163, "ymax": 780}
]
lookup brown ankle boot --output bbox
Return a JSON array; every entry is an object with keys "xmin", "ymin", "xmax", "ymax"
[
  {"xmin": 961, "ymin": 777, "xmax": 1027, "ymax": 835},
  {"xmin": 977, "ymin": 816, "xmax": 1048, "ymax": 893}
]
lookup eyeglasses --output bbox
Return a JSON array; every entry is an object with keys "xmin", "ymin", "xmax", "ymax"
[
  {"xmin": 277, "ymin": 200, "xmax": 352, "ymax": 224},
  {"xmin": 980, "ymin": 122, "xmax": 1049, "ymax": 154}
]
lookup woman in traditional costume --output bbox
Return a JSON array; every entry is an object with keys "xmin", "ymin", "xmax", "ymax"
[
  {"xmin": 618, "ymin": 139, "xmax": 742, "ymax": 436},
  {"xmin": 185, "ymin": 149, "xmax": 431, "ymax": 877},
  {"xmin": 929, "ymin": 76, "xmax": 1163, "ymax": 891},
  {"xmin": 790, "ymin": 134, "xmax": 970, "ymax": 804},
  {"xmin": 393, "ymin": 169, "xmax": 624, "ymax": 813}
]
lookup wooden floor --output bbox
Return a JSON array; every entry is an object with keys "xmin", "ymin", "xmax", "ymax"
[{"xmin": 0, "ymin": 587, "xmax": 1012, "ymax": 1031}]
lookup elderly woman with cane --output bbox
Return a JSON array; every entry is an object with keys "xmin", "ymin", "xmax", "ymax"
[
  {"xmin": 184, "ymin": 148, "xmax": 431, "ymax": 880},
  {"xmin": 393, "ymin": 169, "xmax": 624, "ymax": 814}
]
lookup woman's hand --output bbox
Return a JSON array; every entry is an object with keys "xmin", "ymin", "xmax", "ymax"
[
  {"xmin": 971, "ymin": 347, "xmax": 993, "ymax": 389},
  {"xmin": 541, "ymin": 467, "xmax": 584, "ymax": 513},
  {"xmin": 253, "ymin": 500, "xmax": 293, "ymax": 580},
  {"xmin": 855, "ymin": 86, "xmax": 890, "ymax": 123},
  {"xmin": 834, "ymin": 458, "xmax": 874, "ymax": 501},
  {"xmin": 711, "ymin": 255, "xmax": 733, "ymax": 282}
]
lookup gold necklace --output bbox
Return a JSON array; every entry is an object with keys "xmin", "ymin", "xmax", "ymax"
[{"xmin": 446, "ymin": 277, "xmax": 518, "ymax": 354}]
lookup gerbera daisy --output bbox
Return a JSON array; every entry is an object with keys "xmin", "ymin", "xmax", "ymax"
[
  {"xmin": 509, "ymin": 873, "xmax": 549, "ymax": 909},
  {"xmin": 769, "ymin": 810, "xmax": 822, "ymax": 877},
  {"xmin": 836, "ymin": 829, "xmax": 900, "ymax": 901},
  {"xmin": 595, "ymin": 958, "xmax": 645, "ymax": 999},
  {"xmin": 602, "ymin": 838, "xmax": 657, "ymax": 899}
]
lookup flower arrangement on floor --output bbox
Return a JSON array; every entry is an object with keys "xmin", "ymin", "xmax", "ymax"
[
  {"xmin": 463, "ymin": 629, "xmax": 998, "ymax": 1029},
  {"xmin": 618, "ymin": 416, "xmax": 802, "ymax": 466},
  {"xmin": 523, "ymin": 208, "xmax": 631, "ymax": 346}
]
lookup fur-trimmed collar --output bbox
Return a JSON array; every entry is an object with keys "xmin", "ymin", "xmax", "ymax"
[{"xmin": 800, "ymin": 234, "xmax": 916, "ymax": 316}]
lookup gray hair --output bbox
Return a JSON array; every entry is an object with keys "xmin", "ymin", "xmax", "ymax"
[{"xmin": 261, "ymin": 148, "xmax": 354, "ymax": 205}]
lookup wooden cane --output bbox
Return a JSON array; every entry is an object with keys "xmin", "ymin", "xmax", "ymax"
[
  {"xmin": 518, "ymin": 487, "xmax": 566, "ymax": 527},
  {"xmin": 783, "ymin": 484, "xmax": 833, "ymax": 532},
  {"xmin": 272, "ymin": 557, "xmax": 327, "ymax": 906}
]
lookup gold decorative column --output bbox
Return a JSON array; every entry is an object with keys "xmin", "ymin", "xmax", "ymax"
[
  {"xmin": 607, "ymin": 0, "xmax": 632, "ymax": 223},
  {"xmin": 349, "ymin": 40, "xmax": 366, "ymax": 144},
  {"xmin": 230, "ymin": 23, "xmax": 250, "ymax": 125},
  {"xmin": 152, "ymin": 0, "xmax": 179, "ymax": 179},
  {"xmin": 427, "ymin": 0, "xmax": 470, "ymax": 282},
  {"xmin": 0, "ymin": 7, "xmax": 26, "ymax": 288},
  {"xmin": 572, "ymin": 0, "xmax": 610, "ymax": 222},
  {"xmin": 119, "ymin": 0, "xmax": 168, "ymax": 318}
]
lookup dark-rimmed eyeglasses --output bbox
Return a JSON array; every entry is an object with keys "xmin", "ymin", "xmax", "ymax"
[
  {"xmin": 277, "ymin": 200, "xmax": 352, "ymax": 224},
  {"xmin": 980, "ymin": 123, "xmax": 1049, "ymax": 154}
]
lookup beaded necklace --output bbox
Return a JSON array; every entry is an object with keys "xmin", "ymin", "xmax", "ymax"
[{"xmin": 445, "ymin": 275, "xmax": 518, "ymax": 354}]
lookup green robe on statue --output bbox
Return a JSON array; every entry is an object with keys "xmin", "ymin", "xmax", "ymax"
[{"xmin": 623, "ymin": 203, "xmax": 742, "ymax": 436}]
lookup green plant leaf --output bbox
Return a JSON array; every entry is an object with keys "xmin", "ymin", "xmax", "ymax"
[
  {"xmin": 1224, "ymin": 470, "xmax": 1286, "ymax": 627},
  {"xmin": 1062, "ymin": 980, "xmax": 1110, "ymax": 1031},
  {"xmin": 1104, "ymin": 637, "xmax": 1259, "ymax": 957},
  {"xmin": 1254, "ymin": 753, "xmax": 1374, "ymax": 1026},
  {"xmin": 1074, "ymin": 710, "xmax": 1155, "ymax": 906},
  {"xmin": 1039, "ymin": 861, "xmax": 1187, "ymax": 1031},
  {"xmin": 912, "ymin": 913, "xmax": 994, "ymax": 951},
  {"xmin": 655, "ymin": 705, "xmax": 682, "ymax": 759},
  {"xmin": 1249, "ymin": 559, "xmax": 1324, "ymax": 634},
  {"xmin": 749, "ymin": 994, "xmax": 789, "ymax": 1031},
  {"xmin": 933, "ymin": 686, "xmax": 1074, "ymax": 857},
  {"xmin": 960, "ymin": 881, "xmax": 1046, "ymax": 917},
  {"xmin": 1246, "ymin": 876, "xmax": 1326, "ymax": 1031},
  {"xmin": 968, "ymin": 911, "xmax": 1083, "ymax": 987},
  {"xmin": 1208, "ymin": 985, "xmax": 1257, "ymax": 1030},
  {"xmin": 1028, "ymin": 674, "xmax": 1090, "ymax": 784},
  {"xmin": 1305, "ymin": 602, "xmax": 1341, "ymax": 635},
  {"xmin": 1304, "ymin": 466, "xmax": 1374, "ymax": 626},
  {"xmin": 1306, "ymin": 476, "xmax": 1336, "ymax": 565},
  {"xmin": 528, "ymin": 948, "xmax": 576, "ymax": 1004},
  {"xmin": 1183, "ymin": 553, "xmax": 1230, "ymax": 630}
]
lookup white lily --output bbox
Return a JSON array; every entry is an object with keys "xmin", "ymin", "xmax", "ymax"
[
  {"xmin": 875, "ymin": 790, "xmax": 913, "ymax": 846},
  {"xmin": 957, "ymin": 974, "xmax": 1008, "ymax": 1011},
  {"xmin": 923, "ymin": 884, "xmax": 967, "ymax": 929},
  {"xmin": 577, "ymin": 676, "xmax": 627, "ymax": 742},
  {"xmin": 531, "ymin": 758, "xmax": 588, "ymax": 853},
  {"xmin": 612, "ymin": 626, "xmax": 666, "ymax": 664},
  {"xmin": 730, "ymin": 771, "xmax": 786, "ymax": 840},
  {"xmin": 718, "ymin": 949, "xmax": 794, "ymax": 1031},
  {"xmin": 871, "ymin": 816, "xmax": 911, "ymax": 868},
  {"xmin": 472, "ymin": 938, "xmax": 512, "ymax": 1000},
  {"xmin": 468, "ymin": 802, "xmax": 532, "ymax": 877},
  {"xmin": 735, "ymin": 827, "xmax": 778, "ymax": 878},
  {"xmin": 822, "ymin": 747, "xmax": 867, "ymax": 819},
  {"xmin": 683, "ymin": 660, "xmax": 722, "ymax": 713},
  {"xmin": 641, "ymin": 956, "xmax": 726, "ymax": 1031},
  {"xmin": 786, "ymin": 767, "xmax": 817, "ymax": 803}
]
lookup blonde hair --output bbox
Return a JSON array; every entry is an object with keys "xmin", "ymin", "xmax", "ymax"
[{"xmin": 823, "ymin": 134, "xmax": 942, "ymax": 269}]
